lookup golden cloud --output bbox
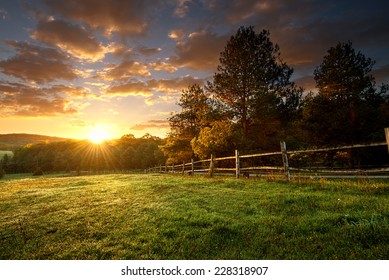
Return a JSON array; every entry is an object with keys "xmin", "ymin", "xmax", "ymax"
[
  {"xmin": 31, "ymin": 18, "xmax": 107, "ymax": 61},
  {"xmin": 0, "ymin": 41, "xmax": 77, "ymax": 84},
  {"xmin": 44, "ymin": 0, "xmax": 156, "ymax": 37},
  {"xmin": 170, "ymin": 29, "xmax": 228, "ymax": 71},
  {"xmin": 105, "ymin": 60, "xmax": 151, "ymax": 80},
  {"xmin": 105, "ymin": 76, "xmax": 206, "ymax": 97},
  {"xmin": 0, "ymin": 81, "xmax": 79, "ymax": 117},
  {"xmin": 168, "ymin": 29, "xmax": 186, "ymax": 41},
  {"xmin": 149, "ymin": 60, "xmax": 178, "ymax": 73},
  {"xmin": 106, "ymin": 81, "xmax": 153, "ymax": 96}
]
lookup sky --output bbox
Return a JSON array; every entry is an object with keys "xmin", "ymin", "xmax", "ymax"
[{"xmin": 0, "ymin": 0, "xmax": 389, "ymax": 140}]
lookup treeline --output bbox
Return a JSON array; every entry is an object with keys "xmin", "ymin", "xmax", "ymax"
[
  {"xmin": 161, "ymin": 26, "xmax": 389, "ymax": 165},
  {"xmin": 0, "ymin": 134, "xmax": 166, "ymax": 174}
]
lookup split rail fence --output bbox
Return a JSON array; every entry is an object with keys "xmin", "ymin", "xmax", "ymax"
[{"xmin": 148, "ymin": 128, "xmax": 389, "ymax": 181}]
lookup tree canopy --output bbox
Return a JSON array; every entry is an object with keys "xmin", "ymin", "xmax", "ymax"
[
  {"xmin": 165, "ymin": 28, "xmax": 388, "ymax": 164},
  {"xmin": 207, "ymin": 26, "xmax": 302, "ymax": 151},
  {"xmin": 303, "ymin": 41, "xmax": 388, "ymax": 145}
]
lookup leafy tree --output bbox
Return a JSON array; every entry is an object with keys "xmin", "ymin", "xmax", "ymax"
[
  {"xmin": 303, "ymin": 41, "xmax": 388, "ymax": 145},
  {"xmin": 1, "ymin": 153, "xmax": 10, "ymax": 169},
  {"xmin": 162, "ymin": 84, "xmax": 218, "ymax": 164},
  {"xmin": 207, "ymin": 26, "xmax": 302, "ymax": 151},
  {"xmin": 191, "ymin": 120, "xmax": 235, "ymax": 159}
]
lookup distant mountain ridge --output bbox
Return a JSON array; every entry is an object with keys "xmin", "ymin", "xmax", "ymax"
[{"xmin": 0, "ymin": 133, "xmax": 71, "ymax": 150}]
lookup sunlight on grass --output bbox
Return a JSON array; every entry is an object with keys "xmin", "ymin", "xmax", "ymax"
[{"xmin": 0, "ymin": 174, "xmax": 388, "ymax": 259}]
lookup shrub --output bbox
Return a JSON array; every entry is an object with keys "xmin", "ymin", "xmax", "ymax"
[{"xmin": 33, "ymin": 167, "xmax": 44, "ymax": 176}]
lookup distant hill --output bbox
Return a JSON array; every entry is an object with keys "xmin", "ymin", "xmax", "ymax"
[{"xmin": 0, "ymin": 134, "xmax": 71, "ymax": 150}]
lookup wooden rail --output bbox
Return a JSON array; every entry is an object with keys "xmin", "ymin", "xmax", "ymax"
[{"xmin": 149, "ymin": 129, "xmax": 389, "ymax": 181}]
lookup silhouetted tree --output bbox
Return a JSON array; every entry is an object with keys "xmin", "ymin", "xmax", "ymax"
[
  {"xmin": 303, "ymin": 41, "xmax": 388, "ymax": 145},
  {"xmin": 207, "ymin": 26, "xmax": 302, "ymax": 151}
]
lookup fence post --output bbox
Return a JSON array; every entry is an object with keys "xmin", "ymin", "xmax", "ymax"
[
  {"xmin": 385, "ymin": 128, "xmax": 389, "ymax": 154},
  {"xmin": 191, "ymin": 158, "xmax": 194, "ymax": 175},
  {"xmin": 280, "ymin": 141, "xmax": 291, "ymax": 182},
  {"xmin": 182, "ymin": 161, "xmax": 185, "ymax": 174},
  {"xmin": 209, "ymin": 154, "xmax": 214, "ymax": 177},
  {"xmin": 235, "ymin": 149, "xmax": 240, "ymax": 179}
]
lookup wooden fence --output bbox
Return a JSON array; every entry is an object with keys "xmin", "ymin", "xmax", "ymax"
[{"xmin": 148, "ymin": 129, "xmax": 389, "ymax": 181}]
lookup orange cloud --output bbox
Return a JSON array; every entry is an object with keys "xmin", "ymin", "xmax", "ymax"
[
  {"xmin": 31, "ymin": 18, "xmax": 107, "ymax": 61},
  {"xmin": 105, "ymin": 76, "xmax": 206, "ymax": 97},
  {"xmin": 44, "ymin": 0, "xmax": 155, "ymax": 37},
  {"xmin": 149, "ymin": 60, "xmax": 178, "ymax": 73},
  {"xmin": 147, "ymin": 76, "xmax": 206, "ymax": 94},
  {"xmin": 168, "ymin": 29, "xmax": 186, "ymax": 41},
  {"xmin": 0, "ymin": 81, "xmax": 78, "ymax": 116},
  {"xmin": 104, "ymin": 60, "xmax": 151, "ymax": 80},
  {"xmin": 170, "ymin": 30, "xmax": 228, "ymax": 71},
  {"xmin": 0, "ymin": 41, "xmax": 77, "ymax": 84},
  {"xmin": 106, "ymin": 81, "xmax": 153, "ymax": 96}
]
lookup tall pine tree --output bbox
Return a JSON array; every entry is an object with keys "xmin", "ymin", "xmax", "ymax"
[{"xmin": 207, "ymin": 26, "xmax": 302, "ymax": 151}]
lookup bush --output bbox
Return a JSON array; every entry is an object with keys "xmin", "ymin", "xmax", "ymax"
[
  {"xmin": 33, "ymin": 167, "xmax": 44, "ymax": 176},
  {"xmin": 0, "ymin": 168, "xmax": 5, "ymax": 179}
]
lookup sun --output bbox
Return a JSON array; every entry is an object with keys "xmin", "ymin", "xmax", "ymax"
[{"xmin": 87, "ymin": 126, "xmax": 111, "ymax": 144}]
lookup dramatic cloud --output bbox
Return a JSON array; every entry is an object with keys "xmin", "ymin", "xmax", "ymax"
[
  {"xmin": 0, "ymin": 41, "xmax": 77, "ymax": 84},
  {"xmin": 46, "ymin": 84, "xmax": 95, "ymax": 98},
  {"xmin": 220, "ymin": 0, "xmax": 389, "ymax": 75},
  {"xmin": 147, "ymin": 76, "xmax": 207, "ymax": 94},
  {"xmin": 105, "ymin": 76, "xmax": 206, "ymax": 97},
  {"xmin": 31, "ymin": 18, "xmax": 107, "ymax": 61},
  {"xmin": 170, "ymin": 30, "xmax": 228, "ymax": 71},
  {"xmin": 149, "ymin": 60, "xmax": 178, "ymax": 73},
  {"xmin": 97, "ymin": 59, "xmax": 177, "ymax": 82},
  {"xmin": 104, "ymin": 60, "xmax": 151, "ymax": 80},
  {"xmin": 1, "ymin": 0, "xmax": 388, "ymax": 139},
  {"xmin": 0, "ymin": 81, "xmax": 79, "ymax": 116},
  {"xmin": 106, "ymin": 81, "xmax": 153, "ymax": 97},
  {"xmin": 44, "ymin": 0, "xmax": 158, "ymax": 37}
]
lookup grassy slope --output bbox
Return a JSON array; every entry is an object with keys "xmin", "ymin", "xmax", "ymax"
[{"xmin": 0, "ymin": 174, "xmax": 388, "ymax": 260}]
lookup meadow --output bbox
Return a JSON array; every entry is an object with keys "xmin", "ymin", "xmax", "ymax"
[{"xmin": 0, "ymin": 173, "xmax": 388, "ymax": 260}]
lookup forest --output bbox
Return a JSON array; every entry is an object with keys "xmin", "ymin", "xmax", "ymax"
[
  {"xmin": 0, "ymin": 134, "xmax": 165, "ymax": 174},
  {"xmin": 161, "ymin": 27, "xmax": 389, "ymax": 165},
  {"xmin": 1, "ymin": 26, "xmax": 389, "ymax": 175}
]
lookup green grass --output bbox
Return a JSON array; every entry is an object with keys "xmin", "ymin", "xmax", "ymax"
[{"xmin": 0, "ymin": 173, "xmax": 388, "ymax": 260}]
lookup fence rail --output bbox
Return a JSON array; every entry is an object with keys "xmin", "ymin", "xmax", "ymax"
[{"xmin": 149, "ymin": 129, "xmax": 389, "ymax": 181}]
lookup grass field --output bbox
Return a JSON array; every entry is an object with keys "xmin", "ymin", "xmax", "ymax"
[{"xmin": 0, "ymin": 173, "xmax": 388, "ymax": 260}]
